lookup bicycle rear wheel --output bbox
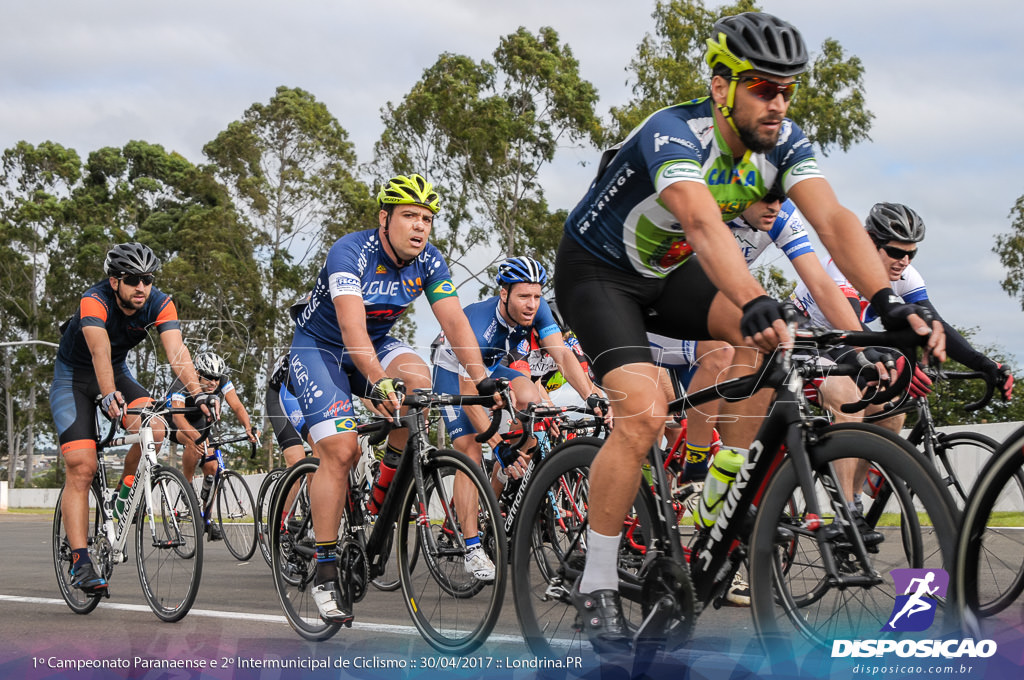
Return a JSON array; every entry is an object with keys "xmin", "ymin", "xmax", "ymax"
[
  {"xmin": 749, "ymin": 426, "xmax": 959, "ymax": 655},
  {"xmin": 135, "ymin": 466, "xmax": 204, "ymax": 622},
  {"xmin": 511, "ymin": 439, "xmax": 656, "ymax": 658},
  {"xmin": 217, "ymin": 470, "xmax": 257, "ymax": 561},
  {"xmin": 956, "ymin": 426, "xmax": 1024, "ymax": 620},
  {"xmin": 269, "ymin": 458, "xmax": 340, "ymax": 641},
  {"xmin": 256, "ymin": 467, "xmax": 286, "ymax": 567},
  {"xmin": 396, "ymin": 449, "xmax": 506, "ymax": 654},
  {"xmin": 52, "ymin": 483, "xmax": 105, "ymax": 615}
]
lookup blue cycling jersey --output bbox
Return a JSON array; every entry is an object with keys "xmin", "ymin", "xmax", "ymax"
[
  {"xmin": 294, "ymin": 228, "xmax": 457, "ymax": 346},
  {"xmin": 432, "ymin": 296, "xmax": 560, "ymax": 375},
  {"xmin": 564, "ymin": 97, "xmax": 823, "ymax": 278}
]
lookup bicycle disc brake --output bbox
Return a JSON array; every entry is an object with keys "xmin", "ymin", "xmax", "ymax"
[
  {"xmin": 637, "ymin": 557, "xmax": 697, "ymax": 650},
  {"xmin": 340, "ymin": 537, "xmax": 369, "ymax": 603}
]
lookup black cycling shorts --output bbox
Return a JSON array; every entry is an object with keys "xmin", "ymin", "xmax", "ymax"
[
  {"xmin": 266, "ymin": 383, "xmax": 307, "ymax": 451},
  {"xmin": 50, "ymin": 359, "xmax": 153, "ymax": 454},
  {"xmin": 553, "ymin": 235, "xmax": 718, "ymax": 382}
]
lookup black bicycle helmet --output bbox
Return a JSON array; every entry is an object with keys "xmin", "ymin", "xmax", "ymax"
[
  {"xmin": 104, "ymin": 242, "xmax": 160, "ymax": 277},
  {"xmin": 705, "ymin": 12, "xmax": 808, "ymax": 78},
  {"xmin": 865, "ymin": 203, "xmax": 926, "ymax": 243}
]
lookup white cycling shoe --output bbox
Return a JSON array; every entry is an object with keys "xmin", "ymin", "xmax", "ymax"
[{"xmin": 464, "ymin": 547, "xmax": 496, "ymax": 581}]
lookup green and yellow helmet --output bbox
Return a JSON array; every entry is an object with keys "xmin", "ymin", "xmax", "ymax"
[
  {"xmin": 705, "ymin": 12, "xmax": 808, "ymax": 78},
  {"xmin": 376, "ymin": 174, "xmax": 441, "ymax": 214}
]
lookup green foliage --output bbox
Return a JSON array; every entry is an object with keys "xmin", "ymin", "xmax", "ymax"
[
  {"xmin": 752, "ymin": 263, "xmax": 796, "ymax": 301},
  {"xmin": 204, "ymin": 86, "xmax": 373, "ymax": 355},
  {"xmin": 921, "ymin": 327, "xmax": 1023, "ymax": 427},
  {"xmin": 994, "ymin": 195, "xmax": 1024, "ymax": 310},
  {"xmin": 600, "ymin": 0, "xmax": 873, "ymax": 155},
  {"xmin": 372, "ymin": 27, "xmax": 599, "ymax": 289}
]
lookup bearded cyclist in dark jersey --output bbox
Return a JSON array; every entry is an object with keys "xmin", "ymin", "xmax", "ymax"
[
  {"xmin": 50, "ymin": 243, "xmax": 218, "ymax": 596},
  {"xmin": 554, "ymin": 12, "xmax": 944, "ymax": 654}
]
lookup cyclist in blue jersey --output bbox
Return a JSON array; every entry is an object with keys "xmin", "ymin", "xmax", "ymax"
[
  {"xmin": 431, "ymin": 257, "xmax": 603, "ymax": 503},
  {"xmin": 287, "ymin": 174, "xmax": 497, "ymax": 625},
  {"xmin": 50, "ymin": 243, "xmax": 218, "ymax": 596},
  {"xmin": 554, "ymin": 12, "xmax": 944, "ymax": 653},
  {"xmin": 165, "ymin": 351, "xmax": 258, "ymax": 540}
]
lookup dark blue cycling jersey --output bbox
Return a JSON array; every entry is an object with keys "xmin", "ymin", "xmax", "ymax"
[
  {"xmin": 432, "ymin": 296, "xmax": 560, "ymax": 374},
  {"xmin": 57, "ymin": 280, "xmax": 180, "ymax": 368},
  {"xmin": 564, "ymin": 97, "xmax": 822, "ymax": 278},
  {"xmin": 294, "ymin": 228, "xmax": 457, "ymax": 346}
]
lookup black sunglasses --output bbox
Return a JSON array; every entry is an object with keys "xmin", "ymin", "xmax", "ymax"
[
  {"xmin": 119, "ymin": 273, "xmax": 155, "ymax": 286},
  {"xmin": 881, "ymin": 245, "xmax": 917, "ymax": 261}
]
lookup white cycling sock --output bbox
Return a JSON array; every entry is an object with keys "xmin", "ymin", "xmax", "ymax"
[{"xmin": 577, "ymin": 527, "xmax": 623, "ymax": 594}]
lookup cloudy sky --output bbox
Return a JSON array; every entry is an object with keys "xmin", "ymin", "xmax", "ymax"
[{"xmin": 3, "ymin": 1, "xmax": 1022, "ymax": 364}]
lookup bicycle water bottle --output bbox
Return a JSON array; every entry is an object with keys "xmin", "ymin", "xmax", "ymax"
[
  {"xmin": 113, "ymin": 475, "xmax": 135, "ymax": 521},
  {"xmin": 200, "ymin": 474, "xmax": 214, "ymax": 513},
  {"xmin": 694, "ymin": 448, "xmax": 746, "ymax": 529},
  {"xmin": 863, "ymin": 467, "xmax": 884, "ymax": 498}
]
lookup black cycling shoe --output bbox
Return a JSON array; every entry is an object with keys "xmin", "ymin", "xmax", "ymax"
[
  {"xmin": 71, "ymin": 561, "xmax": 108, "ymax": 596},
  {"xmin": 206, "ymin": 523, "xmax": 223, "ymax": 542},
  {"xmin": 852, "ymin": 510, "xmax": 884, "ymax": 553},
  {"xmin": 571, "ymin": 581, "xmax": 631, "ymax": 655}
]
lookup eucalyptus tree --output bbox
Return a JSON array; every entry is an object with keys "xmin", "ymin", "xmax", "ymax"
[{"xmin": 372, "ymin": 27, "xmax": 600, "ymax": 288}]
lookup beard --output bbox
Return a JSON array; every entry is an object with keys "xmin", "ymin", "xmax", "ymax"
[
  {"xmin": 734, "ymin": 111, "xmax": 782, "ymax": 154},
  {"xmin": 115, "ymin": 284, "xmax": 147, "ymax": 311}
]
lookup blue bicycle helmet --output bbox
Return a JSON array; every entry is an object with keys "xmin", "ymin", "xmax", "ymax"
[{"xmin": 496, "ymin": 257, "xmax": 547, "ymax": 287}]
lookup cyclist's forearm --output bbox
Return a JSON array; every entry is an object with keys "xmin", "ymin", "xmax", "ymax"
[{"xmin": 82, "ymin": 326, "xmax": 117, "ymax": 396}]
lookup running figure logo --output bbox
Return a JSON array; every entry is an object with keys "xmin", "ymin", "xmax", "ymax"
[{"xmin": 882, "ymin": 568, "xmax": 949, "ymax": 632}]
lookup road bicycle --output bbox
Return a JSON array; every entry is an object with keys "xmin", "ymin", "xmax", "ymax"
[
  {"xmin": 955, "ymin": 422, "xmax": 1024, "ymax": 623},
  {"xmin": 185, "ymin": 428, "xmax": 258, "ymax": 561},
  {"xmin": 52, "ymin": 403, "xmax": 206, "ymax": 622},
  {"xmin": 511, "ymin": 321, "xmax": 961, "ymax": 660},
  {"xmin": 268, "ymin": 385, "xmax": 510, "ymax": 653},
  {"xmin": 256, "ymin": 436, "xmax": 409, "ymax": 594},
  {"xmin": 492, "ymin": 402, "xmax": 607, "ymax": 547}
]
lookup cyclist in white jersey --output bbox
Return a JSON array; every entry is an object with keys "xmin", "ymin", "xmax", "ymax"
[
  {"xmin": 794, "ymin": 202, "xmax": 1015, "ymax": 405},
  {"xmin": 554, "ymin": 13, "xmax": 944, "ymax": 654}
]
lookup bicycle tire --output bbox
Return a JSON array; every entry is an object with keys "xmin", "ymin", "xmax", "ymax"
[
  {"xmin": 217, "ymin": 470, "xmax": 257, "ymax": 561},
  {"xmin": 269, "ymin": 458, "xmax": 341, "ymax": 641},
  {"xmin": 749, "ymin": 426, "xmax": 959, "ymax": 655},
  {"xmin": 52, "ymin": 483, "xmax": 105, "ymax": 615},
  {"xmin": 932, "ymin": 431, "xmax": 1000, "ymax": 510},
  {"xmin": 135, "ymin": 466, "xmax": 204, "ymax": 622},
  {"xmin": 396, "ymin": 448, "xmax": 507, "ymax": 654},
  {"xmin": 956, "ymin": 425, "xmax": 1024, "ymax": 620},
  {"xmin": 511, "ymin": 439, "xmax": 657, "ymax": 658},
  {"xmin": 256, "ymin": 467, "xmax": 286, "ymax": 567}
]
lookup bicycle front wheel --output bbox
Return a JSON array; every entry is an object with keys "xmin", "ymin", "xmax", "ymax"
[
  {"xmin": 217, "ymin": 470, "xmax": 257, "ymax": 561},
  {"xmin": 511, "ymin": 439, "xmax": 657, "ymax": 658},
  {"xmin": 749, "ymin": 425, "xmax": 959, "ymax": 654},
  {"xmin": 135, "ymin": 466, "xmax": 204, "ymax": 622},
  {"xmin": 956, "ymin": 425, "xmax": 1024, "ymax": 620},
  {"xmin": 269, "ymin": 458, "xmax": 340, "ymax": 641},
  {"xmin": 52, "ymin": 483, "xmax": 105, "ymax": 615},
  {"xmin": 256, "ymin": 467, "xmax": 286, "ymax": 567},
  {"xmin": 933, "ymin": 431, "xmax": 1001, "ymax": 510},
  {"xmin": 396, "ymin": 449, "xmax": 507, "ymax": 654}
]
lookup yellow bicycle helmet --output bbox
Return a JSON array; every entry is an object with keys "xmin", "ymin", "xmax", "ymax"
[{"xmin": 376, "ymin": 174, "xmax": 441, "ymax": 214}]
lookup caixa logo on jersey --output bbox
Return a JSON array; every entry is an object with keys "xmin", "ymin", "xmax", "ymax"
[{"xmin": 831, "ymin": 568, "xmax": 997, "ymax": 659}]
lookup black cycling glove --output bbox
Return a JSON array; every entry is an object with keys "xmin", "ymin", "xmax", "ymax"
[
  {"xmin": 740, "ymin": 295, "xmax": 784, "ymax": 340},
  {"xmin": 869, "ymin": 289, "xmax": 934, "ymax": 331}
]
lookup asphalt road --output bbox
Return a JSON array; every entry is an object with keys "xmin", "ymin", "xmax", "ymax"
[{"xmin": 0, "ymin": 512, "xmax": 767, "ymax": 679}]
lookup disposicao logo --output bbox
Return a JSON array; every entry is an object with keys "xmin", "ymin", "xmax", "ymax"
[
  {"xmin": 883, "ymin": 568, "xmax": 947, "ymax": 632},
  {"xmin": 831, "ymin": 568, "xmax": 997, "ymax": 659}
]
